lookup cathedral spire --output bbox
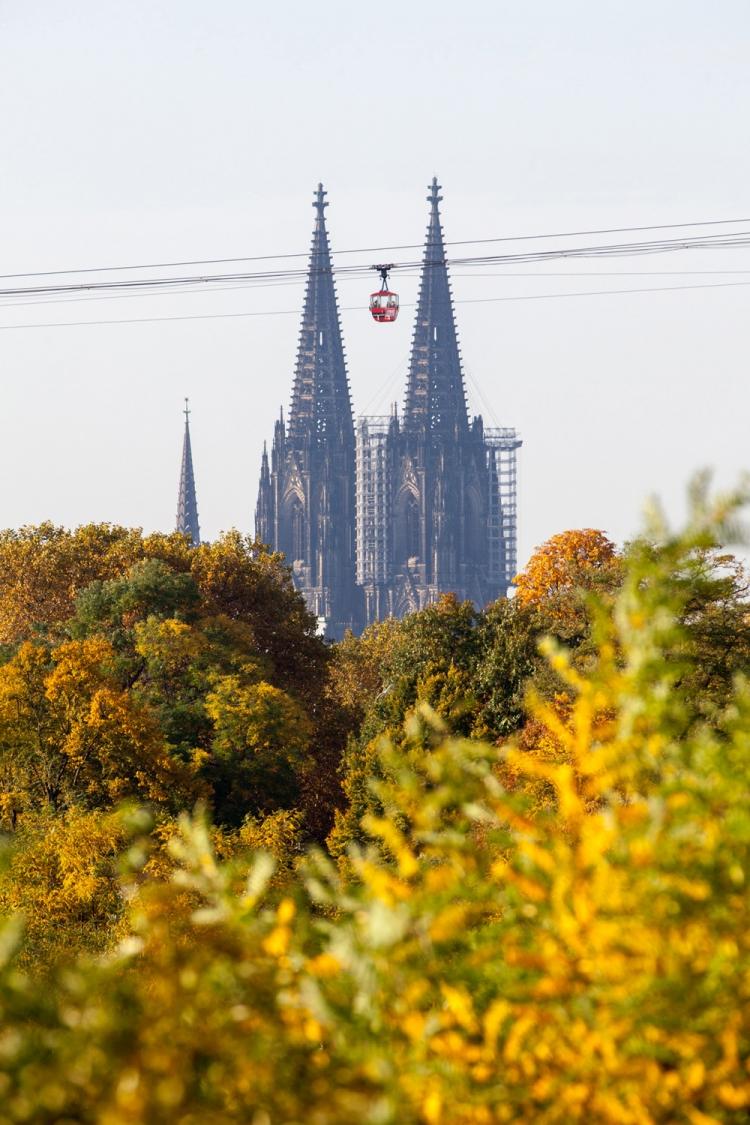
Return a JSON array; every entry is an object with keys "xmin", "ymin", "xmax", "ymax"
[
  {"xmin": 287, "ymin": 183, "xmax": 354, "ymax": 450},
  {"xmin": 176, "ymin": 397, "xmax": 200, "ymax": 546},
  {"xmin": 256, "ymin": 184, "xmax": 360, "ymax": 637},
  {"xmin": 404, "ymin": 177, "xmax": 469, "ymax": 435}
]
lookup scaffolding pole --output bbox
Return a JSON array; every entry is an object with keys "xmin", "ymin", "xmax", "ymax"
[
  {"xmin": 484, "ymin": 428, "xmax": 522, "ymax": 595},
  {"xmin": 355, "ymin": 417, "xmax": 393, "ymax": 586}
]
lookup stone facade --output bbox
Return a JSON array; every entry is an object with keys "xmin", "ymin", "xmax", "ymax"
[
  {"xmin": 256, "ymin": 180, "xmax": 520, "ymax": 637},
  {"xmin": 255, "ymin": 185, "xmax": 359, "ymax": 638}
]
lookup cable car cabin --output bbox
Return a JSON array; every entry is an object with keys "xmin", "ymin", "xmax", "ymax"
[{"xmin": 369, "ymin": 290, "xmax": 399, "ymax": 323}]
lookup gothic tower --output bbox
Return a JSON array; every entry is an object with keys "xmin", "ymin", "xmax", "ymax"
[
  {"xmin": 255, "ymin": 185, "xmax": 360, "ymax": 637},
  {"xmin": 395, "ymin": 175, "xmax": 488, "ymax": 613},
  {"xmin": 176, "ymin": 397, "xmax": 201, "ymax": 546},
  {"xmin": 356, "ymin": 178, "xmax": 521, "ymax": 624}
]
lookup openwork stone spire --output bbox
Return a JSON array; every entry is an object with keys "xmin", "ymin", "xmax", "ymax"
[
  {"xmin": 404, "ymin": 177, "xmax": 469, "ymax": 436},
  {"xmin": 176, "ymin": 398, "xmax": 200, "ymax": 546},
  {"xmin": 255, "ymin": 185, "xmax": 360, "ymax": 638},
  {"xmin": 288, "ymin": 183, "xmax": 354, "ymax": 450}
]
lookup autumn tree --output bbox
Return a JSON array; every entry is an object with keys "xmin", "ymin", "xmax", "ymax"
[
  {"xmin": 326, "ymin": 616, "xmax": 404, "ymax": 732},
  {"xmin": 0, "ymin": 528, "xmax": 336, "ymax": 835},
  {"xmin": 0, "ymin": 806, "xmax": 133, "ymax": 972},
  {"xmin": 329, "ymin": 595, "xmax": 490, "ymax": 855},
  {"xmin": 0, "ymin": 637, "xmax": 200, "ymax": 818},
  {"xmin": 0, "ymin": 525, "xmax": 327, "ymax": 711},
  {"xmin": 0, "ymin": 523, "xmax": 193, "ymax": 646},
  {"xmin": 189, "ymin": 532, "xmax": 325, "ymax": 708},
  {"xmin": 203, "ymin": 675, "xmax": 312, "ymax": 825},
  {"xmin": 513, "ymin": 527, "xmax": 621, "ymax": 634},
  {"xmin": 1, "ymin": 486, "xmax": 750, "ymax": 1121}
]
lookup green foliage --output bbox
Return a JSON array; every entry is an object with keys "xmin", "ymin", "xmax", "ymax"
[
  {"xmin": 205, "ymin": 674, "xmax": 312, "ymax": 824},
  {"xmin": 0, "ymin": 637, "xmax": 196, "ymax": 816},
  {"xmin": 71, "ymin": 558, "xmax": 200, "ymax": 648},
  {"xmin": 470, "ymin": 598, "xmax": 539, "ymax": 739},
  {"xmin": 0, "ymin": 486, "xmax": 749, "ymax": 1120},
  {"xmin": 0, "ymin": 526, "xmax": 334, "ymax": 836},
  {"xmin": 329, "ymin": 594, "xmax": 538, "ymax": 854}
]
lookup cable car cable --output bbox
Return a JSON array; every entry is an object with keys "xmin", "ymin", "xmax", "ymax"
[
  {"xmin": 3, "ymin": 229, "xmax": 750, "ymax": 301},
  {"xmin": 1, "ymin": 214, "xmax": 749, "ymax": 282},
  {"xmin": 2, "ymin": 231, "xmax": 750, "ymax": 297},
  {"xmin": 2, "ymin": 278, "xmax": 750, "ymax": 331},
  {"xmin": 3, "ymin": 266, "xmax": 750, "ymax": 315}
]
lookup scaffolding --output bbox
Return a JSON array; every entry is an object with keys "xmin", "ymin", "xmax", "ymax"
[
  {"xmin": 355, "ymin": 417, "xmax": 393, "ymax": 586},
  {"xmin": 484, "ymin": 428, "xmax": 522, "ymax": 595}
]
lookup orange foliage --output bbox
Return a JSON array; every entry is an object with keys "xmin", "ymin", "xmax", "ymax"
[{"xmin": 514, "ymin": 529, "xmax": 620, "ymax": 626}]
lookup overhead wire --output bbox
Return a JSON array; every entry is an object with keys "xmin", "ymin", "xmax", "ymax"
[
  {"xmin": 2, "ymin": 267, "xmax": 750, "ymax": 314},
  {"xmin": 456, "ymin": 278, "xmax": 750, "ymax": 305},
  {"xmin": 2, "ymin": 228, "xmax": 750, "ymax": 302},
  {"xmin": 2, "ymin": 278, "xmax": 750, "ymax": 331},
  {"xmin": 2, "ymin": 220, "xmax": 750, "ymax": 329},
  {"xmin": 1, "ymin": 214, "xmax": 748, "ymax": 281}
]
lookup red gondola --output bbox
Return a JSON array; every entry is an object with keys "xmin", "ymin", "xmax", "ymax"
[{"xmin": 369, "ymin": 264, "xmax": 399, "ymax": 323}]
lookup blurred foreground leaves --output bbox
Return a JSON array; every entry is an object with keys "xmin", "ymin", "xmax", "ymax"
[{"xmin": 0, "ymin": 485, "xmax": 749, "ymax": 1120}]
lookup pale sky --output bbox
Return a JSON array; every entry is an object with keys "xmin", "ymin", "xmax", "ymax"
[{"xmin": 1, "ymin": 1, "xmax": 749, "ymax": 568}]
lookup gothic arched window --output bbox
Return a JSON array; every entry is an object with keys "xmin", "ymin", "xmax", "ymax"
[
  {"xmin": 291, "ymin": 498, "xmax": 305, "ymax": 562},
  {"xmin": 395, "ymin": 488, "xmax": 421, "ymax": 564},
  {"xmin": 465, "ymin": 487, "xmax": 483, "ymax": 563}
]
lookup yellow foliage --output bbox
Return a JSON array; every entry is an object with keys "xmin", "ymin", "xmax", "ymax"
[
  {"xmin": 0, "ymin": 638, "xmax": 200, "ymax": 813},
  {"xmin": 0, "ymin": 806, "xmax": 130, "ymax": 970},
  {"xmin": 0, "ymin": 523, "xmax": 191, "ymax": 645},
  {"xmin": 0, "ymin": 489, "xmax": 749, "ymax": 1121}
]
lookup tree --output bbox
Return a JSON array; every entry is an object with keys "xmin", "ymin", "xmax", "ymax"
[
  {"xmin": 1, "ymin": 487, "xmax": 750, "ymax": 1121},
  {"xmin": 0, "ymin": 529, "xmax": 337, "ymax": 834},
  {"xmin": 0, "ymin": 638, "xmax": 200, "ymax": 818},
  {"xmin": 0, "ymin": 806, "xmax": 131, "ymax": 972},
  {"xmin": 513, "ymin": 528, "xmax": 621, "ymax": 634},
  {"xmin": 0, "ymin": 523, "xmax": 192, "ymax": 647},
  {"xmin": 470, "ymin": 597, "xmax": 539, "ymax": 741},
  {"xmin": 204, "ymin": 673, "xmax": 312, "ymax": 825},
  {"xmin": 0, "ymin": 525, "xmax": 328, "ymax": 713},
  {"xmin": 189, "ymin": 532, "xmax": 326, "ymax": 707},
  {"xmin": 623, "ymin": 541, "xmax": 750, "ymax": 722},
  {"xmin": 328, "ymin": 595, "xmax": 482, "ymax": 854},
  {"xmin": 326, "ymin": 616, "xmax": 404, "ymax": 732}
]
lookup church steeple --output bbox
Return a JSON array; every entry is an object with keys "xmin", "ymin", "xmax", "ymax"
[
  {"xmin": 288, "ymin": 183, "xmax": 354, "ymax": 450},
  {"xmin": 176, "ymin": 398, "xmax": 200, "ymax": 546},
  {"xmin": 255, "ymin": 185, "xmax": 360, "ymax": 637},
  {"xmin": 404, "ymin": 177, "xmax": 469, "ymax": 436}
]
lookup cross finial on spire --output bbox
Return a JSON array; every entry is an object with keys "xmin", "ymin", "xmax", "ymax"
[
  {"xmin": 427, "ymin": 176, "xmax": 443, "ymax": 207},
  {"xmin": 313, "ymin": 182, "xmax": 328, "ymax": 212},
  {"xmin": 184, "ymin": 396, "xmax": 190, "ymax": 423}
]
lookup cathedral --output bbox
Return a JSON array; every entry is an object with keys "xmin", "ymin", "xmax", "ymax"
[{"xmin": 252, "ymin": 178, "xmax": 520, "ymax": 638}]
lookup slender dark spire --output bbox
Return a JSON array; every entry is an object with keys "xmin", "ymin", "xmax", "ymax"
[
  {"xmin": 176, "ymin": 398, "xmax": 200, "ymax": 546},
  {"xmin": 404, "ymin": 177, "xmax": 469, "ymax": 435},
  {"xmin": 287, "ymin": 183, "xmax": 354, "ymax": 449}
]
